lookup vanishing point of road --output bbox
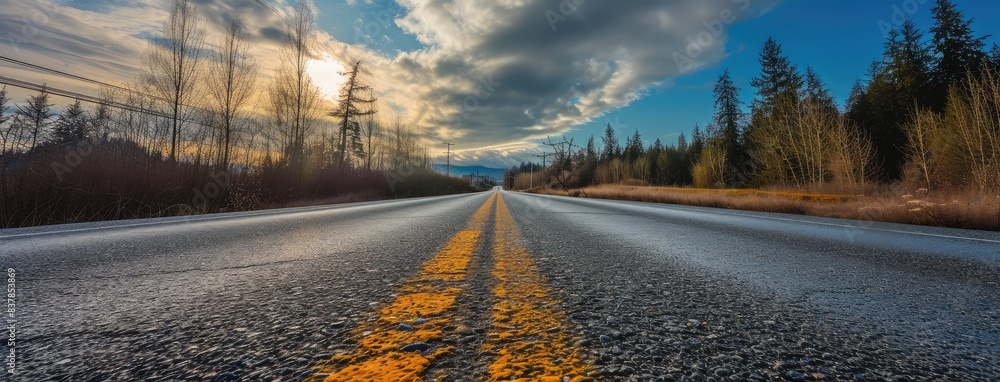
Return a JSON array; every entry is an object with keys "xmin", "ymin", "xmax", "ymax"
[{"xmin": 2, "ymin": 188, "xmax": 998, "ymax": 381}]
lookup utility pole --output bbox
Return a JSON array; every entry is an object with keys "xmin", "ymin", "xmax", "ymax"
[
  {"xmin": 534, "ymin": 153, "xmax": 551, "ymax": 168},
  {"xmin": 530, "ymin": 152, "xmax": 550, "ymax": 189},
  {"xmin": 443, "ymin": 141, "xmax": 455, "ymax": 176}
]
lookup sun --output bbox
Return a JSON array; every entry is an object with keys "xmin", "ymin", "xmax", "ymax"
[{"xmin": 307, "ymin": 53, "xmax": 348, "ymax": 102}]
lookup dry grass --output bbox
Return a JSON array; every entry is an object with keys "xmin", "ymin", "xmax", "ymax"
[{"xmin": 532, "ymin": 185, "xmax": 999, "ymax": 231}]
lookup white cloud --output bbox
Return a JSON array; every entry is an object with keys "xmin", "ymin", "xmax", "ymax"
[{"xmin": 0, "ymin": 0, "xmax": 780, "ymax": 167}]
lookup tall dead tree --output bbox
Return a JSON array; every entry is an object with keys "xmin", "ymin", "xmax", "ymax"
[{"xmin": 330, "ymin": 61, "xmax": 377, "ymax": 169}]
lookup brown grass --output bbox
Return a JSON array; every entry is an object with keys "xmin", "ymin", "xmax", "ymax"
[{"xmin": 531, "ymin": 185, "xmax": 1000, "ymax": 231}]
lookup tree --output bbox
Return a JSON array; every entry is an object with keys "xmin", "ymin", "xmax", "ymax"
[
  {"xmin": 16, "ymin": 85, "xmax": 55, "ymax": 150},
  {"xmin": 578, "ymin": 135, "xmax": 598, "ymax": 186},
  {"xmin": 142, "ymin": 0, "xmax": 206, "ymax": 161},
  {"xmin": 689, "ymin": 124, "xmax": 704, "ymax": 163},
  {"xmin": 51, "ymin": 100, "xmax": 90, "ymax": 145},
  {"xmin": 600, "ymin": 123, "xmax": 619, "ymax": 162},
  {"xmin": 858, "ymin": 19, "xmax": 934, "ymax": 180},
  {"xmin": 749, "ymin": 37, "xmax": 803, "ymax": 115},
  {"xmin": 804, "ymin": 66, "xmax": 837, "ymax": 114},
  {"xmin": 0, "ymin": 86, "xmax": 15, "ymax": 153},
  {"xmin": 930, "ymin": 0, "xmax": 986, "ymax": 101},
  {"xmin": 902, "ymin": 107, "xmax": 939, "ymax": 189},
  {"xmin": 623, "ymin": 129, "xmax": 643, "ymax": 162},
  {"xmin": 359, "ymin": 112, "xmax": 382, "ymax": 171},
  {"xmin": 711, "ymin": 69, "xmax": 745, "ymax": 184},
  {"xmin": 330, "ymin": 61, "xmax": 378, "ymax": 169},
  {"xmin": 268, "ymin": 0, "xmax": 324, "ymax": 170},
  {"xmin": 989, "ymin": 43, "xmax": 1000, "ymax": 71},
  {"xmin": 207, "ymin": 17, "xmax": 258, "ymax": 168}
]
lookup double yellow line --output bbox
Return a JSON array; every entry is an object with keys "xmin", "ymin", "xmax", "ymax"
[{"xmin": 311, "ymin": 192, "xmax": 593, "ymax": 382}]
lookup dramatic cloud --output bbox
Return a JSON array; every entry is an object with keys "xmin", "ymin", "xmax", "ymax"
[
  {"xmin": 334, "ymin": 0, "xmax": 780, "ymax": 166},
  {"xmin": 0, "ymin": 0, "xmax": 779, "ymax": 168}
]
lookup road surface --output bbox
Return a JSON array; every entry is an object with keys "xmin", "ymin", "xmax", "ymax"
[{"xmin": 2, "ymin": 188, "xmax": 998, "ymax": 381}]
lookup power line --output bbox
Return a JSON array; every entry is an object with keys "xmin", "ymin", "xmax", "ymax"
[
  {"xmin": 252, "ymin": 0, "xmax": 281, "ymax": 17},
  {"xmin": 0, "ymin": 76, "xmax": 201, "ymax": 124},
  {"xmin": 0, "ymin": 55, "xmax": 134, "ymax": 95},
  {"xmin": 0, "ymin": 55, "xmax": 212, "ymax": 115}
]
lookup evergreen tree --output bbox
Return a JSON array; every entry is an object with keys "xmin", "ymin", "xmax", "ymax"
[
  {"xmin": 52, "ymin": 100, "xmax": 90, "ymax": 145},
  {"xmin": 861, "ymin": 19, "xmax": 934, "ymax": 180},
  {"xmin": 331, "ymin": 61, "xmax": 377, "ymax": 168},
  {"xmin": 989, "ymin": 43, "xmax": 1000, "ymax": 71},
  {"xmin": 600, "ymin": 123, "xmax": 619, "ymax": 162},
  {"xmin": 689, "ymin": 124, "xmax": 704, "ymax": 162},
  {"xmin": 624, "ymin": 129, "xmax": 644, "ymax": 162},
  {"xmin": 930, "ymin": 0, "xmax": 986, "ymax": 95},
  {"xmin": 711, "ymin": 69, "xmax": 745, "ymax": 184},
  {"xmin": 749, "ymin": 37, "xmax": 803, "ymax": 114},
  {"xmin": 16, "ymin": 85, "xmax": 55, "ymax": 149},
  {"xmin": 804, "ymin": 66, "xmax": 837, "ymax": 113},
  {"xmin": 677, "ymin": 132, "xmax": 688, "ymax": 152}
]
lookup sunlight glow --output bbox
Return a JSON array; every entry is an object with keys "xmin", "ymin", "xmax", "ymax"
[{"xmin": 307, "ymin": 53, "xmax": 348, "ymax": 101}]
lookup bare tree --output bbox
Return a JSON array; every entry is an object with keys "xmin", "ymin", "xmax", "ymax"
[
  {"xmin": 902, "ymin": 107, "xmax": 939, "ymax": 189},
  {"xmin": 142, "ymin": 0, "xmax": 205, "ymax": 161},
  {"xmin": 0, "ymin": 86, "xmax": 17, "ymax": 154},
  {"xmin": 267, "ymin": 0, "xmax": 323, "ymax": 169},
  {"xmin": 207, "ymin": 17, "xmax": 258, "ymax": 168},
  {"xmin": 359, "ymin": 107, "xmax": 382, "ymax": 170},
  {"xmin": 330, "ymin": 61, "xmax": 377, "ymax": 169}
]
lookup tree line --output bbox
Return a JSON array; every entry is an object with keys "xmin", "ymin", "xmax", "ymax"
[
  {"xmin": 0, "ymin": 0, "xmax": 472, "ymax": 227},
  {"xmin": 508, "ymin": 0, "xmax": 999, "ymax": 196}
]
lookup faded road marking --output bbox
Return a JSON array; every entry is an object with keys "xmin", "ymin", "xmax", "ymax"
[
  {"xmin": 311, "ymin": 193, "xmax": 496, "ymax": 382},
  {"xmin": 484, "ymin": 193, "xmax": 594, "ymax": 381}
]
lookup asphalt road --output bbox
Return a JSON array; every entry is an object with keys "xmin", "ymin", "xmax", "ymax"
[{"xmin": 2, "ymin": 188, "xmax": 998, "ymax": 381}]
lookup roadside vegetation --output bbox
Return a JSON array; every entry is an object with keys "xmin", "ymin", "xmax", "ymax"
[
  {"xmin": 0, "ymin": 0, "xmax": 476, "ymax": 228},
  {"xmin": 506, "ymin": 0, "xmax": 999, "ymax": 231}
]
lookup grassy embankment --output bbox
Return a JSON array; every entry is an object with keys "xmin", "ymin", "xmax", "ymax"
[{"xmin": 529, "ymin": 184, "xmax": 1000, "ymax": 231}]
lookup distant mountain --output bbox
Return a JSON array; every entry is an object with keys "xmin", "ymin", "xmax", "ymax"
[{"xmin": 432, "ymin": 164, "xmax": 505, "ymax": 183}]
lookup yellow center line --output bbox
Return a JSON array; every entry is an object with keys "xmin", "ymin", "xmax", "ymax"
[
  {"xmin": 311, "ymin": 193, "xmax": 497, "ymax": 382},
  {"xmin": 484, "ymin": 193, "xmax": 594, "ymax": 381}
]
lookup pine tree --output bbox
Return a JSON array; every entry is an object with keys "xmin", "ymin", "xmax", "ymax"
[
  {"xmin": 804, "ymin": 66, "xmax": 837, "ymax": 113},
  {"xmin": 930, "ymin": 0, "xmax": 986, "ymax": 95},
  {"xmin": 712, "ymin": 69, "xmax": 745, "ymax": 184},
  {"xmin": 749, "ymin": 37, "xmax": 803, "ymax": 114},
  {"xmin": 989, "ymin": 43, "xmax": 1000, "ymax": 71},
  {"xmin": 16, "ymin": 85, "xmax": 55, "ymax": 149},
  {"xmin": 862, "ymin": 18, "xmax": 934, "ymax": 180},
  {"xmin": 52, "ymin": 100, "xmax": 90, "ymax": 145},
  {"xmin": 330, "ymin": 61, "xmax": 377, "ymax": 169},
  {"xmin": 624, "ymin": 129, "xmax": 643, "ymax": 162},
  {"xmin": 600, "ymin": 123, "xmax": 619, "ymax": 162}
]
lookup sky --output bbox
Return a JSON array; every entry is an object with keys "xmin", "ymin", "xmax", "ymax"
[{"xmin": 2, "ymin": 0, "xmax": 999, "ymax": 168}]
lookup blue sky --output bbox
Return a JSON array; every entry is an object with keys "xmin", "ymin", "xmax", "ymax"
[
  {"xmin": 3, "ymin": 0, "xmax": 998, "ymax": 168},
  {"xmin": 312, "ymin": 0, "xmax": 1000, "ymax": 165},
  {"xmin": 568, "ymin": 0, "xmax": 1000, "ymax": 151}
]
